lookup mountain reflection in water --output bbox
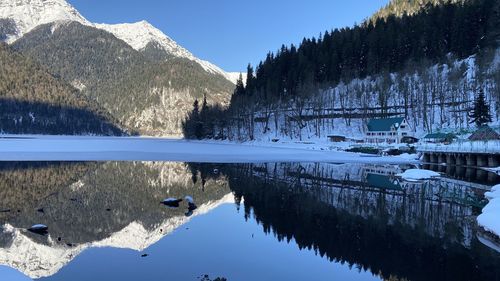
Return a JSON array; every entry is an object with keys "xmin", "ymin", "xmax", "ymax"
[{"xmin": 0, "ymin": 162, "xmax": 498, "ymax": 281}]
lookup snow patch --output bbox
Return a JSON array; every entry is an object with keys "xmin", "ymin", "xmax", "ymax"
[
  {"xmin": 225, "ymin": 72, "xmax": 246, "ymax": 85},
  {"xmin": 0, "ymin": 0, "xmax": 90, "ymax": 43},
  {"xmin": 70, "ymin": 80, "xmax": 86, "ymax": 91},
  {"xmin": 478, "ymin": 184, "xmax": 500, "ymax": 238},
  {"xmin": 396, "ymin": 169, "xmax": 441, "ymax": 181}
]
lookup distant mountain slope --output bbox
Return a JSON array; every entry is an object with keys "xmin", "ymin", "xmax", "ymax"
[
  {"xmin": 100, "ymin": 57, "xmax": 234, "ymax": 136},
  {"xmin": 0, "ymin": 43, "xmax": 123, "ymax": 135},
  {"xmin": 13, "ymin": 22, "xmax": 234, "ymax": 136}
]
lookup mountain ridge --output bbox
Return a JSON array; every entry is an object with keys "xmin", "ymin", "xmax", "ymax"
[
  {"xmin": 0, "ymin": 0, "xmax": 240, "ymax": 83},
  {"xmin": 1, "ymin": 0, "xmax": 237, "ymax": 136},
  {"xmin": 12, "ymin": 21, "xmax": 234, "ymax": 136}
]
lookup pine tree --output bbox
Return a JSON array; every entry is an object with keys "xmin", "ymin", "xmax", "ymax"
[
  {"xmin": 192, "ymin": 99, "xmax": 199, "ymax": 116},
  {"xmin": 469, "ymin": 88, "xmax": 492, "ymax": 127},
  {"xmin": 235, "ymin": 74, "xmax": 245, "ymax": 96},
  {"xmin": 192, "ymin": 98, "xmax": 203, "ymax": 139},
  {"xmin": 201, "ymin": 94, "xmax": 209, "ymax": 113},
  {"xmin": 246, "ymin": 64, "xmax": 255, "ymax": 95}
]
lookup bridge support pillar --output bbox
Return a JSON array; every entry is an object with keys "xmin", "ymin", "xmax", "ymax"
[
  {"xmin": 476, "ymin": 169, "xmax": 488, "ymax": 181},
  {"xmin": 430, "ymin": 153, "xmax": 438, "ymax": 163},
  {"xmin": 422, "ymin": 153, "xmax": 430, "ymax": 163},
  {"xmin": 466, "ymin": 154, "xmax": 477, "ymax": 167},
  {"xmin": 488, "ymin": 172, "xmax": 497, "ymax": 183},
  {"xmin": 438, "ymin": 153, "xmax": 447, "ymax": 164},
  {"xmin": 446, "ymin": 165, "xmax": 455, "ymax": 175},
  {"xmin": 488, "ymin": 155, "xmax": 499, "ymax": 168},
  {"xmin": 456, "ymin": 154, "xmax": 466, "ymax": 166},
  {"xmin": 477, "ymin": 154, "xmax": 488, "ymax": 167},
  {"xmin": 446, "ymin": 154, "xmax": 455, "ymax": 165},
  {"xmin": 456, "ymin": 166, "xmax": 466, "ymax": 179},
  {"xmin": 438, "ymin": 164, "xmax": 446, "ymax": 173}
]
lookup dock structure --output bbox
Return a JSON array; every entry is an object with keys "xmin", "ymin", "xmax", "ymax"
[{"xmin": 418, "ymin": 140, "xmax": 500, "ymax": 167}]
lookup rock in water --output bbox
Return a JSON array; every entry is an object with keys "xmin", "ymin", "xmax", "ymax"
[
  {"xmin": 28, "ymin": 224, "xmax": 48, "ymax": 235},
  {"xmin": 184, "ymin": 195, "xmax": 197, "ymax": 217},
  {"xmin": 162, "ymin": 198, "xmax": 183, "ymax": 207},
  {"xmin": 184, "ymin": 196, "xmax": 194, "ymax": 204}
]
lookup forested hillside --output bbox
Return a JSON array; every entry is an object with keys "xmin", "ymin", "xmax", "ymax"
[
  {"xmin": 12, "ymin": 21, "xmax": 234, "ymax": 136},
  {"xmin": 0, "ymin": 43, "xmax": 123, "ymax": 135},
  {"xmin": 183, "ymin": 0, "xmax": 500, "ymax": 140},
  {"xmin": 370, "ymin": 0, "xmax": 465, "ymax": 21}
]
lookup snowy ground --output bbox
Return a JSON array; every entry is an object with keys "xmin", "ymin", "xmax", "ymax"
[
  {"xmin": 0, "ymin": 135, "xmax": 418, "ymax": 164},
  {"xmin": 202, "ymin": 137, "xmax": 415, "ymax": 152},
  {"xmin": 478, "ymin": 184, "xmax": 500, "ymax": 238}
]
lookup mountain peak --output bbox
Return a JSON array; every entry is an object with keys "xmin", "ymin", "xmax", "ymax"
[
  {"xmin": 94, "ymin": 20, "xmax": 193, "ymax": 59},
  {"xmin": 0, "ymin": 0, "xmax": 89, "ymax": 42},
  {"xmin": 95, "ymin": 20, "xmax": 239, "ymax": 83},
  {"xmin": 0, "ymin": 0, "xmax": 239, "ymax": 84}
]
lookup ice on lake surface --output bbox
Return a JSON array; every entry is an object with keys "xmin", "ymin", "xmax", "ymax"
[
  {"xmin": 0, "ymin": 136, "xmax": 417, "ymax": 164},
  {"xmin": 0, "ymin": 161, "xmax": 499, "ymax": 281}
]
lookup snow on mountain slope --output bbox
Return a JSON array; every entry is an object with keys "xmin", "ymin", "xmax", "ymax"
[
  {"xmin": 95, "ymin": 20, "xmax": 239, "ymax": 84},
  {"xmin": 0, "ymin": 0, "xmax": 239, "ymax": 84},
  {"xmin": 226, "ymin": 72, "xmax": 245, "ymax": 85},
  {"xmin": 94, "ymin": 21, "xmax": 193, "ymax": 59},
  {"xmin": 0, "ymin": 0, "xmax": 89, "ymax": 43}
]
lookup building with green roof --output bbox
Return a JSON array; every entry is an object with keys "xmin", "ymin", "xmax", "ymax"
[
  {"xmin": 423, "ymin": 132, "xmax": 456, "ymax": 143},
  {"xmin": 365, "ymin": 117, "xmax": 411, "ymax": 145}
]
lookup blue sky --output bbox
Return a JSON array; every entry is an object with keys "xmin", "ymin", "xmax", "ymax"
[{"xmin": 68, "ymin": 0, "xmax": 389, "ymax": 72}]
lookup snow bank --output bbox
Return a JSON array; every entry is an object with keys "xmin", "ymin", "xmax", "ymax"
[
  {"xmin": 484, "ymin": 167, "xmax": 500, "ymax": 174},
  {"xmin": 396, "ymin": 169, "xmax": 441, "ymax": 181},
  {"xmin": 478, "ymin": 184, "xmax": 500, "ymax": 237},
  {"xmin": 0, "ymin": 135, "xmax": 418, "ymax": 164}
]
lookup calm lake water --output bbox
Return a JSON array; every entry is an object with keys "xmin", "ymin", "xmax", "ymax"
[{"xmin": 0, "ymin": 161, "xmax": 499, "ymax": 281}]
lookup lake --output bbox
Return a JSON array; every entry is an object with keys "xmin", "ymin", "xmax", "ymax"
[{"xmin": 0, "ymin": 161, "xmax": 499, "ymax": 281}]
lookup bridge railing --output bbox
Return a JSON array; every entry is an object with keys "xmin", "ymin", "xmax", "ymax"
[{"xmin": 417, "ymin": 140, "xmax": 500, "ymax": 154}]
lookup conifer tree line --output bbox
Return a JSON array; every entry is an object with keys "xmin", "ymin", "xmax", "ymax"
[
  {"xmin": 239, "ymin": 0, "xmax": 498, "ymax": 102},
  {"xmin": 183, "ymin": 0, "xmax": 500, "ymax": 140}
]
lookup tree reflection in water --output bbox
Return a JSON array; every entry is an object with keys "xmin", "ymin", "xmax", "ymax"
[{"xmin": 190, "ymin": 162, "xmax": 500, "ymax": 281}]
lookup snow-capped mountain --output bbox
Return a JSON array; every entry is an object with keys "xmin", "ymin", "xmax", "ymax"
[
  {"xmin": 95, "ymin": 21, "xmax": 240, "ymax": 84},
  {"xmin": 0, "ymin": 0, "xmax": 239, "ymax": 83},
  {"xmin": 0, "ymin": 0, "xmax": 89, "ymax": 43}
]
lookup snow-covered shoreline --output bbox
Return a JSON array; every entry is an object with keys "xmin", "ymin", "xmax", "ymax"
[
  {"xmin": 478, "ymin": 184, "xmax": 500, "ymax": 239},
  {"xmin": 0, "ymin": 135, "xmax": 418, "ymax": 164}
]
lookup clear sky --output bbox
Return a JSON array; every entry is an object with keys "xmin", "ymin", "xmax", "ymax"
[{"xmin": 68, "ymin": 0, "xmax": 390, "ymax": 72}]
